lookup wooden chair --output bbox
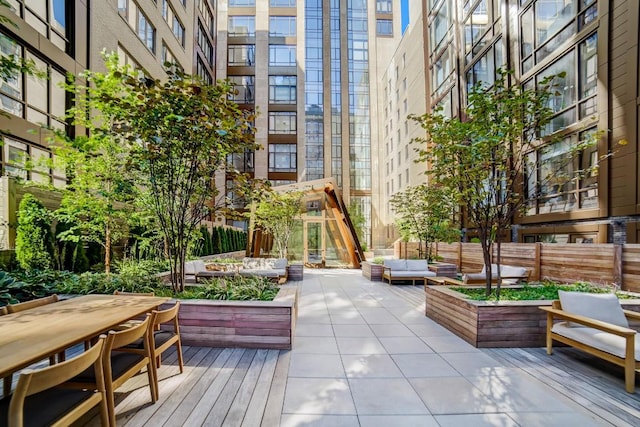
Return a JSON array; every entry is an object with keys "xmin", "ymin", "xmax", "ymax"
[
  {"xmin": 0, "ymin": 306, "xmax": 7, "ymax": 316},
  {"xmin": 149, "ymin": 302, "xmax": 184, "ymax": 375},
  {"xmin": 122, "ymin": 302, "xmax": 184, "ymax": 399},
  {"xmin": 0, "ymin": 335, "xmax": 109, "ymax": 427},
  {"xmin": 4, "ymin": 295, "xmax": 61, "ymax": 397},
  {"xmin": 69, "ymin": 316, "xmax": 157, "ymax": 426},
  {"xmin": 6, "ymin": 294, "xmax": 59, "ymax": 314}
]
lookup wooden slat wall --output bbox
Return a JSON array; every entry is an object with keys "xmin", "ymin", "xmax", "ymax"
[
  {"xmin": 539, "ymin": 244, "xmax": 615, "ymax": 284},
  {"xmin": 435, "ymin": 243, "xmax": 459, "ymax": 265},
  {"xmin": 622, "ymin": 244, "xmax": 640, "ymax": 292},
  {"xmin": 460, "ymin": 243, "xmax": 484, "ymax": 273}
]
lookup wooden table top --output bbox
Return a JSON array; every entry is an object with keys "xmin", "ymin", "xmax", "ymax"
[{"xmin": 0, "ymin": 294, "xmax": 170, "ymax": 378}]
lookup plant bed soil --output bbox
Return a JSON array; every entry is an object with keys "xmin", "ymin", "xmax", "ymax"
[
  {"xmin": 425, "ymin": 285, "xmax": 640, "ymax": 348},
  {"xmin": 162, "ymin": 285, "xmax": 298, "ymax": 349}
]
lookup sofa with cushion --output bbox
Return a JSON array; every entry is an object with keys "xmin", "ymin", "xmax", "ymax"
[
  {"xmin": 462, "ymin": 264, "xmax": 530, "ymax": 285},
  {"xmin": 382, "ymin": 259, "xmax": 436, "ymax": 285},
  {"xmin": 540, "ymin": 291, "xmax": 640, "ymax": 393},
  {"xmin": 238, "ymin": 257, "xmax": 288, "ymax": 283}
]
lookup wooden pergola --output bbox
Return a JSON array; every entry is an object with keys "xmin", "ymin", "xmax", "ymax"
[{"xmin": 247, "ymin": 178, "xmax": 365, "ymax": 268}]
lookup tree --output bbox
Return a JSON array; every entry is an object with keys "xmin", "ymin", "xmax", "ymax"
[
  {"xmin": 250, "ymin": 191, "xmax": 303, "ymax": 259},
  {"xmin": 389, "ymin": 184, "xmax": 459, "ymax": 261},
  {"xmin": 87, "ymin": 54, "xmax": 259, "ymax": 292},
  {"xmin": 411, "ymin": 70, "xmax": 601, "ymax": 298},
  {"xmin": 15, "ymin": 193, "xmax": 53, "ymax": 270},
  {"xmin": 348, "ymin": 201, "xmax": 368, "ymax": 251}
]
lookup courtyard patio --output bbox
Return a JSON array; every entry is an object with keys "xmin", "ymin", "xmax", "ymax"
[{"xmin": 79, "ymin": 269, "xmax": 640, "ymax": 426}]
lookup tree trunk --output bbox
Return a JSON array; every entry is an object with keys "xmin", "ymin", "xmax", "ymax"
[
  {"xmin": 480, "ymin": 231, "xmax": 493, "ymax": 296},
  {"xmin": 495, "ymin": 238, "xmax": 502, "ymax": 300},
  {"xmin": 105, "ymin": 223, "xmax": 111, "ymax": 274}
]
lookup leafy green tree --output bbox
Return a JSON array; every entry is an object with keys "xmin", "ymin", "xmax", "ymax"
[
  {"xmin": 15, "ymin": 193, "xmax": 53, "ymax": 270},
  {"xmin": 250, "ymin": 191, "xmax": 303, "ymax": 258},
  {"xmin": 389, "ymin": 184, "xmax": 459, "ymax": 261},
  {"xmin": 348, "ymin": 201, "xmax": 368, "ymax": 252},
  {"xmin": 86, "ymin": 54, "xmax": 259, "ymax": 291},
  {"xmin": 411, "ymin": 70, "xmax": 600, "ymax": 297}
]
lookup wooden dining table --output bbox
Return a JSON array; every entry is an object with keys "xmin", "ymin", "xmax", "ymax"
[{"xmin": 0, "ymin": 294, "xmax": 170, "ymax": 379}]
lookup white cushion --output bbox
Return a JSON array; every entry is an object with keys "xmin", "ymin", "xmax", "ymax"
[
  {"xmin": 501, "ymin": 265, "xmax": 527, "ymax": 277},
  {"xmin": 384, "ymin": 259, "xmax": 407, "ymax": 270},
  {"xmin": 387, "ymin": 270, "xmax": 435, "ymax": 278},
  {"xmin": 552, "ymin": 322, "xmax": 639, "ymax": 361},
  {"xmin": 558, "ymin": 291, "xmax": 629, "ymax": 328},
  {"xmin": 274, "ymin": 258, "xmax": 288, "ymax": 269},
  {"xmin": 405, "ymin": 260, "xmax": 429, "ymax": 271}
]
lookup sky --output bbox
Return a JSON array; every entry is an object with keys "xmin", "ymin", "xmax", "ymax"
[{"xmin": 401, "ymin": 0, "xmax": 410, "ymax": 34}]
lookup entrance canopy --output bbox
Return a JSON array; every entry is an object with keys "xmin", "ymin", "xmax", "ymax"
[{"xmin": 247, "ymin": 178, "xmax": 365, "ymax": 268}]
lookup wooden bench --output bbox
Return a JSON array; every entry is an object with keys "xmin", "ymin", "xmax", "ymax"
[{"xmin": 540, "ymin": 293, "xmax": 640, "ymax": 393}]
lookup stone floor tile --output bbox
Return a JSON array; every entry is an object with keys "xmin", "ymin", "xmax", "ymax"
[
  {"xmin": 349, "ymin": 378, "xmax": 430, "ymax": 415},
  {"xmin": 283, "ymin": 378, "xmax": 356, "ymax": 415},
  {"xmin": 280, "ymin": 414, "xmax": 360, "ymax": 427},
  {"xmin": 358, "ymin": 415, "xmax": 440, "ymax": 427},
  {"xmin": 336, "ymin": 337, "xmax": 387, "ymax": 355},
  {"xmin": 369, "ymin": 323, "xmax": 415, "ymax": 337},
  {"xmin": 292, "ymin": 336, "xmax": 339, "ymax": 354},
  {"xmin": 358, "ymin": 307, "xmax": 402, "ymax": 324},
  {"xmin": 289, "ymin": 353, "xmax": 346, "ymax": 378},
  {"xmin": 410, "ymin": 377, "xmax": 501, "ymax": 415},
  {"xmin": 329, "ymin": 312, "xmax": 367, "ymax": 325},
  {"xmin": 391, "ymin": 354, "xmax": 460, "ymax": 378},
  {"xmin": 406, "ymin": 322, "xmax": 453, "ymax": 337},
  {"xmin": 442, "ymin": 352, "xmax": 504, "ymax": 376},
  {"xmin": 434, "ymin": 413, "xmax": 519, "ymax": 427},
  {"xmin": 379, "ymin": 337, "xmax": 434, "ymax": 354},
  {"xmin": 342, "ymin": 354, "xmax": 403, "ymax": 378},
  {"xmin": 333, "ymin": 324, "xmax": 375, "ymax": 338},
  {"xmin": 506, "ymin": 411, "xmax": 612, "ymax": 427},
  {"xmin": 295, "ymin": 323, "xmax": 335, "ymax": 337},
  {"xmin": 420, "ymin": 335, "xmax": 480, "ymax": 353}
]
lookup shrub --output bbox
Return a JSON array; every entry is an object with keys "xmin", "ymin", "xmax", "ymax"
[
  {"xmin": 15, "ymin": 194, "xmax": 54, "ymax": 270},
  {"xmin": 372, "ymin": 257, "xmax": 385, "ymax": 265},
  {"xmin": 187, "ymin": 275, "xmax": 279, "ymax": 301},
  {"xmin": 0, "ymin": 270, "xmax": 56, "ymax": 306}
]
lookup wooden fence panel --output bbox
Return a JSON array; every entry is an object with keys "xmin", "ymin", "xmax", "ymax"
[
  {"xmin": 622, "ymin": 244, "xmax": 640, "ymax": 292},
  {"xmin": 539, "ymin": 244, "xmax": 615, "ymax": 285},
  {"xmin": 435, "ymin": 243, "xmax": 459, "ymax": 265},
  {"xmin": 460, "ymin": 243, "xmax": 484, "ymax": 273}
]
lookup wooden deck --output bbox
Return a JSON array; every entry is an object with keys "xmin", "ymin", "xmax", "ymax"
[{"xmin": 3, "ymin": 280, "xmax": 640, "ymax": 426}]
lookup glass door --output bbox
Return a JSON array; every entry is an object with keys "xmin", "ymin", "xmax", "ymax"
[{"xmin": 304, "ymin": 221, "xmax": 324, "ymax": 266}]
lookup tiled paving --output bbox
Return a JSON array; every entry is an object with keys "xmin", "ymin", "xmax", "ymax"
[{"xmin": 67, "ymin": 268, "xmax": 640, "ymax": 426}]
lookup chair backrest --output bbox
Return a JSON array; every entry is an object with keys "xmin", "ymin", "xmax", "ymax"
[
  {"xmin": 113, "ymin": 290, "xmax": 155, "ymax": 296},
  {"xmin": 7, "ymin": 294, "xmax": 59, "ymax": 314},
  {"xmin": 151, "ymin": 301, "xmax": 180, "ymax": 330},
  {"xmin": 106, "ymin": 315, "xmax": 151, "ymax": 352},
  {"xmin": 9, "ymin": 336, "xmax": 106, "ymax": 426}
]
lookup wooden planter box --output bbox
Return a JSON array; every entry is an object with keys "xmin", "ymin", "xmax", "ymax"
[
  {"xmin": 427, "ymin": 262, "xmax": 458, "ymax": 278},
  {"xmin": 425, "ymin": 286, "xmax": 640, "ymax": 348},
  {"xmin": 362, "ymin": 261, "xmax": 384, "ymax": 281},
  {"xmin": 164, "ymin": 286, "xmax": 298, "ymax": 350}
]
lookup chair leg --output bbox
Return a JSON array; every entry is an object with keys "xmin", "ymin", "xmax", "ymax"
[
  {"xmin": 98, "ymin": 390, "xmax": 110, "ymax": 427},
  {"xmin": 176, "ymin": 341, "xmax": 184, "ymax": 374},
  {"xmin": 3, "ymin": 376, "xmax": 12, "ymax": 397},
  {"xmin": 146, "ymin": 361, "xmax": 158, "ymax": 403},
  {"xmin": 105, "ymin": 380, "xmax": 116, "ymax": 427}
]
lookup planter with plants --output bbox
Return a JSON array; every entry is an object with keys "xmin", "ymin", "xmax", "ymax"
[
  {"xmin": 425, "ymin": 282, "xmax": 640, "ymax": 348},
  {"xmin": 362, "ymin": 257, "xmax": 385, "ymax": 281},
  {"xmin": 3, "ymin": 267, "xmax": 298, "ymax": 350}
]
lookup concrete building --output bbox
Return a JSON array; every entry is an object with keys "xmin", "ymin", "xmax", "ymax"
[
  {"xmin": 215, "ymin": 0, "xmax": 401, "ymax": 250},
  {"xmin": 0, "ymin": 0, "xmax": 216, "ymax": 248},
  {"xmin": 413, "ymin": 0, "xmax": 640, "ymax": 245}
]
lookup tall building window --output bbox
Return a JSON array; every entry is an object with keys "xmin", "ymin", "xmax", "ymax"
[
  {"xmin": 376, "ymin": 19, "xmax": 393, "ymax": 36},
  {"xmin": 268, "ymin": 112, "xmax": 297, "ymax": 134},
  {"xmin": 269, "ymin": 144, "xmax": 297, "ymax": 172},
  {"xmin": 197, "ymin": 23, "xmax": 214, "ymax": 64},
  {"xmin": 269, "ymin": 16, "xmax": 296, "ymax": 37},
  {"xmin": 270, "ymin": 0, "xmax": 296, "ymax": 6},
  {"xmin": 466, "ymin": 39, "xmax": 504, "ymax": 92},
  {"xmin": 525, "ymin": 129, "xmax": 598, "ymax": 215},
  {"xmin": 196, "ymin": 57, "xmax": 213, "ymax": 84},
  {"xmin": 162, "ymin": 0, "xmax": 185, "ymax": 46},
  {"xmin": 137, "ymin": 10, "xmax": 156, "ymax": 52},
  {"xmin": 430, "ymin": 0, "xmax": 449, "ymax": 52},
  {"xmin": 376, "ymin": 0, "xmax": 392, "ymax": 13},
  {"xmin": 520, "ymin": 0, "xmax": 598, "ymax": 74},
  {"xmin": 161, "ymin": 43, "xmax": 182, "ymax": 71},
  {"xmin": 2, "ymin": 136, "xmax": 65, "ymax": 187},
  {"xmin": 229, "ymin": 16, "xmax": 255, "ymax": 36},
  {"xmin": 269, "ymin": 45, "xmax": 296, "ymax": 66},
  {"xmin": 10, "ymin": 0, "xmax": 69, "ymax": 51},
  {"xmin": 526, "ymin": 33, "xmax": 597, "ymax": 135},
  {"xmin": 0, "ymin": 33, "xmax": 66, "ymax": 130},
  {"xmin": 229, "ymin": 76, "xmax": 255, "ymax": 103},
  {"xmin": 269, "ymin": 76, "xmax": 296, "ymax": 104},
  {"xmin": 197, "ymin": 0, "xmax": 215, "ymax": 36},
  {"xmin": 228, "ymin": 44, "xmax": 255, "ymax": 66},
  {"xmin": 229, "ymin": 0, "xmax": 255, "ymax": 6}
]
